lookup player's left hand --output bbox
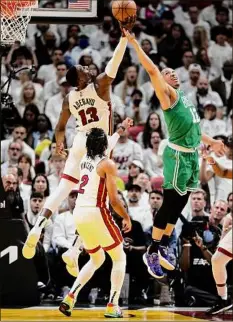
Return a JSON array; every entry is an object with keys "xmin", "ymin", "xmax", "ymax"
[
  {"xmin": 210, "ymin": 139, "xmax": 225, "ymax": 157},
  {"xmin": 122, "ymin": 28, "xmax": 136, "ymax": 43},
  {"xmin": 119, "ymin": 15, "xmax": 136, "ymax": 32}
]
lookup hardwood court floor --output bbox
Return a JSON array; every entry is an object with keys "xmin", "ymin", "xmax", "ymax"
[{"xmin": 1, "ymin": 306, "xmax": 233, "ymax": 321}]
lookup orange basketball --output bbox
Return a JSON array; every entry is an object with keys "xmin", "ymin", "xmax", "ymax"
[{"xmin": 112, "ymin": 0, "xmax": 137, "ymax": 22}]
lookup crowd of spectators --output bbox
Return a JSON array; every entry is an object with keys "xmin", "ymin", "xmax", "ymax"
[{"xmin": 1, "ymin": 0, "xmax": 232, "ymax": 307}]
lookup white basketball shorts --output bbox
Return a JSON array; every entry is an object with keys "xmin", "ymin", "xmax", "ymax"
[
  {"xmin": 73, "ymin": 206, "xmax": 123, "ymax": 253},
  {"xmin": 217, "ymin": 228, "xmax": 233, "ymax": 258}
]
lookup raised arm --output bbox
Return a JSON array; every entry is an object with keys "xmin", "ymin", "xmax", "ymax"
[
  {"xmin": 96, "ymin": 17, "xmax": 135, "ymax": 101},
  {"xmin": 123, "ymin": 29, "xmax": 176, "ymax": 110},
  {"xmin": 206, "ymin": 158, "xmax": 232, "ymax": 179},
  {"xmin": 55, "ymin": 95, "xmax": 71, "ymax": 157}
]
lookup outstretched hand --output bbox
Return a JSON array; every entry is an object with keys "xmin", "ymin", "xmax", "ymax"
[
  {"xmin": 122, "ymin": 117, "xmax": 133, "ymax": 129},
  {"xmin": 122, "ymin": 28, "xmax": 136, "ymax": 43},
  {"xmin": 119, "ymin": 15, "xmax": 137, "ymax": 32}
]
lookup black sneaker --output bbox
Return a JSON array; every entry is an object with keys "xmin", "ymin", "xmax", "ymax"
[{"xmin": 206, "ymin": 297, "xmax": 233, "ymax": 315}]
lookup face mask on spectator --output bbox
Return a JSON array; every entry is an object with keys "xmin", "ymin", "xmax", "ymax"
[
  {"xmin": 79, "ymin": 38, "xmax": 89, "ymax": 49},
  {"xmin": 133, "ymin": 98, "xmax": 142, "ymax": 106},
  {"xmin": 132, "ymin": 26, "xmax": 141, "ymax": 34},
  {"xmin": 102, "ymin": 21, "xmax": 112, "ymax": 32},
  {"xmin": 197, "ymin": 88, "xmax": 208, "ymax": 96}
]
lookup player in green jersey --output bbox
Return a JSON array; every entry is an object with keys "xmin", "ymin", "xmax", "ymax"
[{"xmin": 123, "ymin": 29, "xmax": 225, "ymax": 278}]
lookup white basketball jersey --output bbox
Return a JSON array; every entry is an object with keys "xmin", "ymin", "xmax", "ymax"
[
  {"xmin": 76, "ymin": 154, "xmax": 108, "ymax": 208},
  {"xmin": 68, "ymin": 83, "xmax": 112, "ymax": 134}
]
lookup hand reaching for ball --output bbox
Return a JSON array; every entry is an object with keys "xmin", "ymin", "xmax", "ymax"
[
  {"xmin": 119, "ymin": 15, "xmax": 136, "ymax": 32},
  {"xmin": 122, "ymin": 28, "xmax": 136, "ymax": 43}
]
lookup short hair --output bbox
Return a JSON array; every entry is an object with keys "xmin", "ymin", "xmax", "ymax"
[
  {"xmin": 30, "ymin": 191, "xmax": 44, "ymax": 200},
  {"xmin": 86, "ymin": 128, "xmax": 108, "ymax": 160},
  {"xmin": 216, "ymin": 6, "xmax": 229, "ymax": 16},
  {"xmin": 149, "ymin": 190, "xmax": 164, "ymax": 198},
  {"xmin": 191, "ymin": 189, "xmax": 207, "ymax": 201},
  {"xmin": 56, "ymin": 61, "xmax": 68, "ymax": 69},
  {"xmin": 66, "ymin": 66, "xmax": 78, "ymax": 87}
]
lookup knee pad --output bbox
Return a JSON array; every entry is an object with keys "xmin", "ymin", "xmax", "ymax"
[{"xmin": 108, "ymin": 244, "xmax": 126, "ymax": 271}]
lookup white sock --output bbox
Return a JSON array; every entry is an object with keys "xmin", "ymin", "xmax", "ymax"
[
  {"xmin": 69, "ymin": 250, "xmax": 105, "ymax": 298},
  {"xmin": 107, "ymin": 244, "xmax": 126, "ymax": 306}
]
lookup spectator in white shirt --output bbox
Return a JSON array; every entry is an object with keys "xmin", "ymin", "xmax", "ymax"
[
  {"xmin": 52, "ymin": 190, "xmax": 77, "ymax": 250},
  {"xmin": 143, "ymin": 130, "xmax": 164, "ymax": 178},
  {"xmin": 1, "ymin": 125, "xmax": 35, "ymax": 165},
  {"xmin": 45, "ymin": 77, "xmax": 71, "ymax": 130},
  {"xmin": 200, "ymin": 1, "xmax": 232, "ymax": 27},
  {"xmin": 180, "ymin": 63, "xmax": 202, "ymax": 95},
  {"xmin": 112, "ymin": 124, "xmax": 143, "ymax": 177},
  {"xmin": 127, "ymin": 184, "xmax": 153, "ymax": 232},
  {"xmin": 48, "ymin": 154, "xmax": 66, "ymax": 192},
  {"xmin": 16, "ymin": 81, "xmax": 44, "ymax": 117},
  {"xmin": 208, "ymin": 26, "xmax": 232, "ymax": 70},
  {"xmin": 114, "ymin": 65, "xmax": 139, "ymax": 107},
  {"xmin": 125, "ymin": 89, "xmax": 149, "ymax": 125},
  {"xmin": 200, "ymin": 101, "xmax": 226, "ymax": 137},
  {"xmin": 43, "ymin": 62, "xmax": 68, "ymax": 102},
  {"xmin": 37, "ymin": 48, "xmax": 64, "ymax": 85},
  {"xmin": 89, "ymin": 15, "xmax": 113, "ymax": 51},
  {"xmin": 182, "ymin": 6, "xmax": 210, "ymax": 40},
  {"xmin": 1, "ymin": 141, "xmax": 22, "ymax": 176},
  {"xmin": 175, "ymin": 50, "xmax": 194, "ymax": 85},
  {"xmin": 187, "ymin": 77, "xmax": 223, "ymax": 118}
]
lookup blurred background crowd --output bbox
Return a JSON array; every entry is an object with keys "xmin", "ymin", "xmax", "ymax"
[{"xmin": 0, "ymin": 0, "xmax": 232, "ymax": 308}]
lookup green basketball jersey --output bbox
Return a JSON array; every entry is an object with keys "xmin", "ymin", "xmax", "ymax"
[{"xmin": 163, "ymin": 89, "xmax": 201, "ymax": 149}]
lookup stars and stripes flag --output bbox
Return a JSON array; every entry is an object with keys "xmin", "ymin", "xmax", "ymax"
[{"xmin": 68, "ymin": 0, "xmax": 90, "ymax": 10}]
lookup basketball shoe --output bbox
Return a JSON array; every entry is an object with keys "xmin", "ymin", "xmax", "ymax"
[
  {"xmin": 206, "ymin": 297, "xmax": 233, "ymax": 315},
  {"xmin": 104, "ymin": 303, "xmax": 123, "ymax": 318},
  {"xmin": 62, "ymin": 236, "xmax": 83, "ymax": 277},
  {"xmin": 143, "ymin": 251, "xmax": 164, "ymax": 278},
  {"xmin": 59, "ymin": 293, "xmax": 76, "ymax": 317},
  {"xmin": 158, "ymin": 246, "xmax": 176, "ymax": 270}
]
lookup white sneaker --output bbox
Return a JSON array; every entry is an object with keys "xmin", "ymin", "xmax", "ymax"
[
  {"xmin": 62, "ymin": 237, "xmax": 83, "ymax": 277},
  {"xmin": 22, "ymin": 227, "xmax": 41, "ymax": 259}
]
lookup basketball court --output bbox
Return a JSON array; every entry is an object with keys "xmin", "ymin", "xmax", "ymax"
[{"xmin": 1, "ymin": 306, "xmax": 233, "ymax": 321}]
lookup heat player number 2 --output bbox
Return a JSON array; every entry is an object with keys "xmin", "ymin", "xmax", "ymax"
[{"xmin": 78, "ymin": 107, "xmax": 99, "ymax": 125}]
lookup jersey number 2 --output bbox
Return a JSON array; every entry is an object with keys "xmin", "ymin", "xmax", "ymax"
[
  {"xmin": 78, "ymin": 175, "xmax": 89, "ymax": 194},
  {"xmin": 78, "ymin": 107, "xmax": 99, "ymax": 126}
]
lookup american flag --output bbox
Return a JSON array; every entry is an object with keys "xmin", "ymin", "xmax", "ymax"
[{"xmin": 68, "ymin": 0, "xmax": 90, "ymax": 9}]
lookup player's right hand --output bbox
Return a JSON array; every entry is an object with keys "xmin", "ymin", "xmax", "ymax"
[
  {"xmin": 122, "ymin": 217, "xmax": 132, "ymax": 233},
  {"xmin": 55, "ymin": 142, "xmax": 67, "ymax": 158}
]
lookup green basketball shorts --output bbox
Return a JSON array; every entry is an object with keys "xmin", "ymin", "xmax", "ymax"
[{"xmin": 162, "ymin": 146, "xmax": 199, "ymax": 195}]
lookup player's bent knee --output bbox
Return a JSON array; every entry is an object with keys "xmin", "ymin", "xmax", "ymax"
[{"xmin": 90, "ymin": 249, "xmax": 106, "ymax": 269}]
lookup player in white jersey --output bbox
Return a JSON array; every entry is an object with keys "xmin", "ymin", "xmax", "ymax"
[
  {"xmin": 22, "ymin": 17, "xmax": 136, "ymax": 260},
  {"xmin": 59, "ymin": 128, "xmax": 131, "ymax": 318},
  {"xmin": 205, "ymin": 161, "xmax": 233, "ymax": 314}
]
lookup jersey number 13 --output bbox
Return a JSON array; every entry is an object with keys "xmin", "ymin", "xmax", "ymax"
[{"xmin": 78, "ymin": 107, "xmax": 99, "ymax": 126}]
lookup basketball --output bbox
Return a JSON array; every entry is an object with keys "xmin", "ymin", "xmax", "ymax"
[{"xmin": 112, "ymin": 0, "xmax": 137, "ymax": 22}]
